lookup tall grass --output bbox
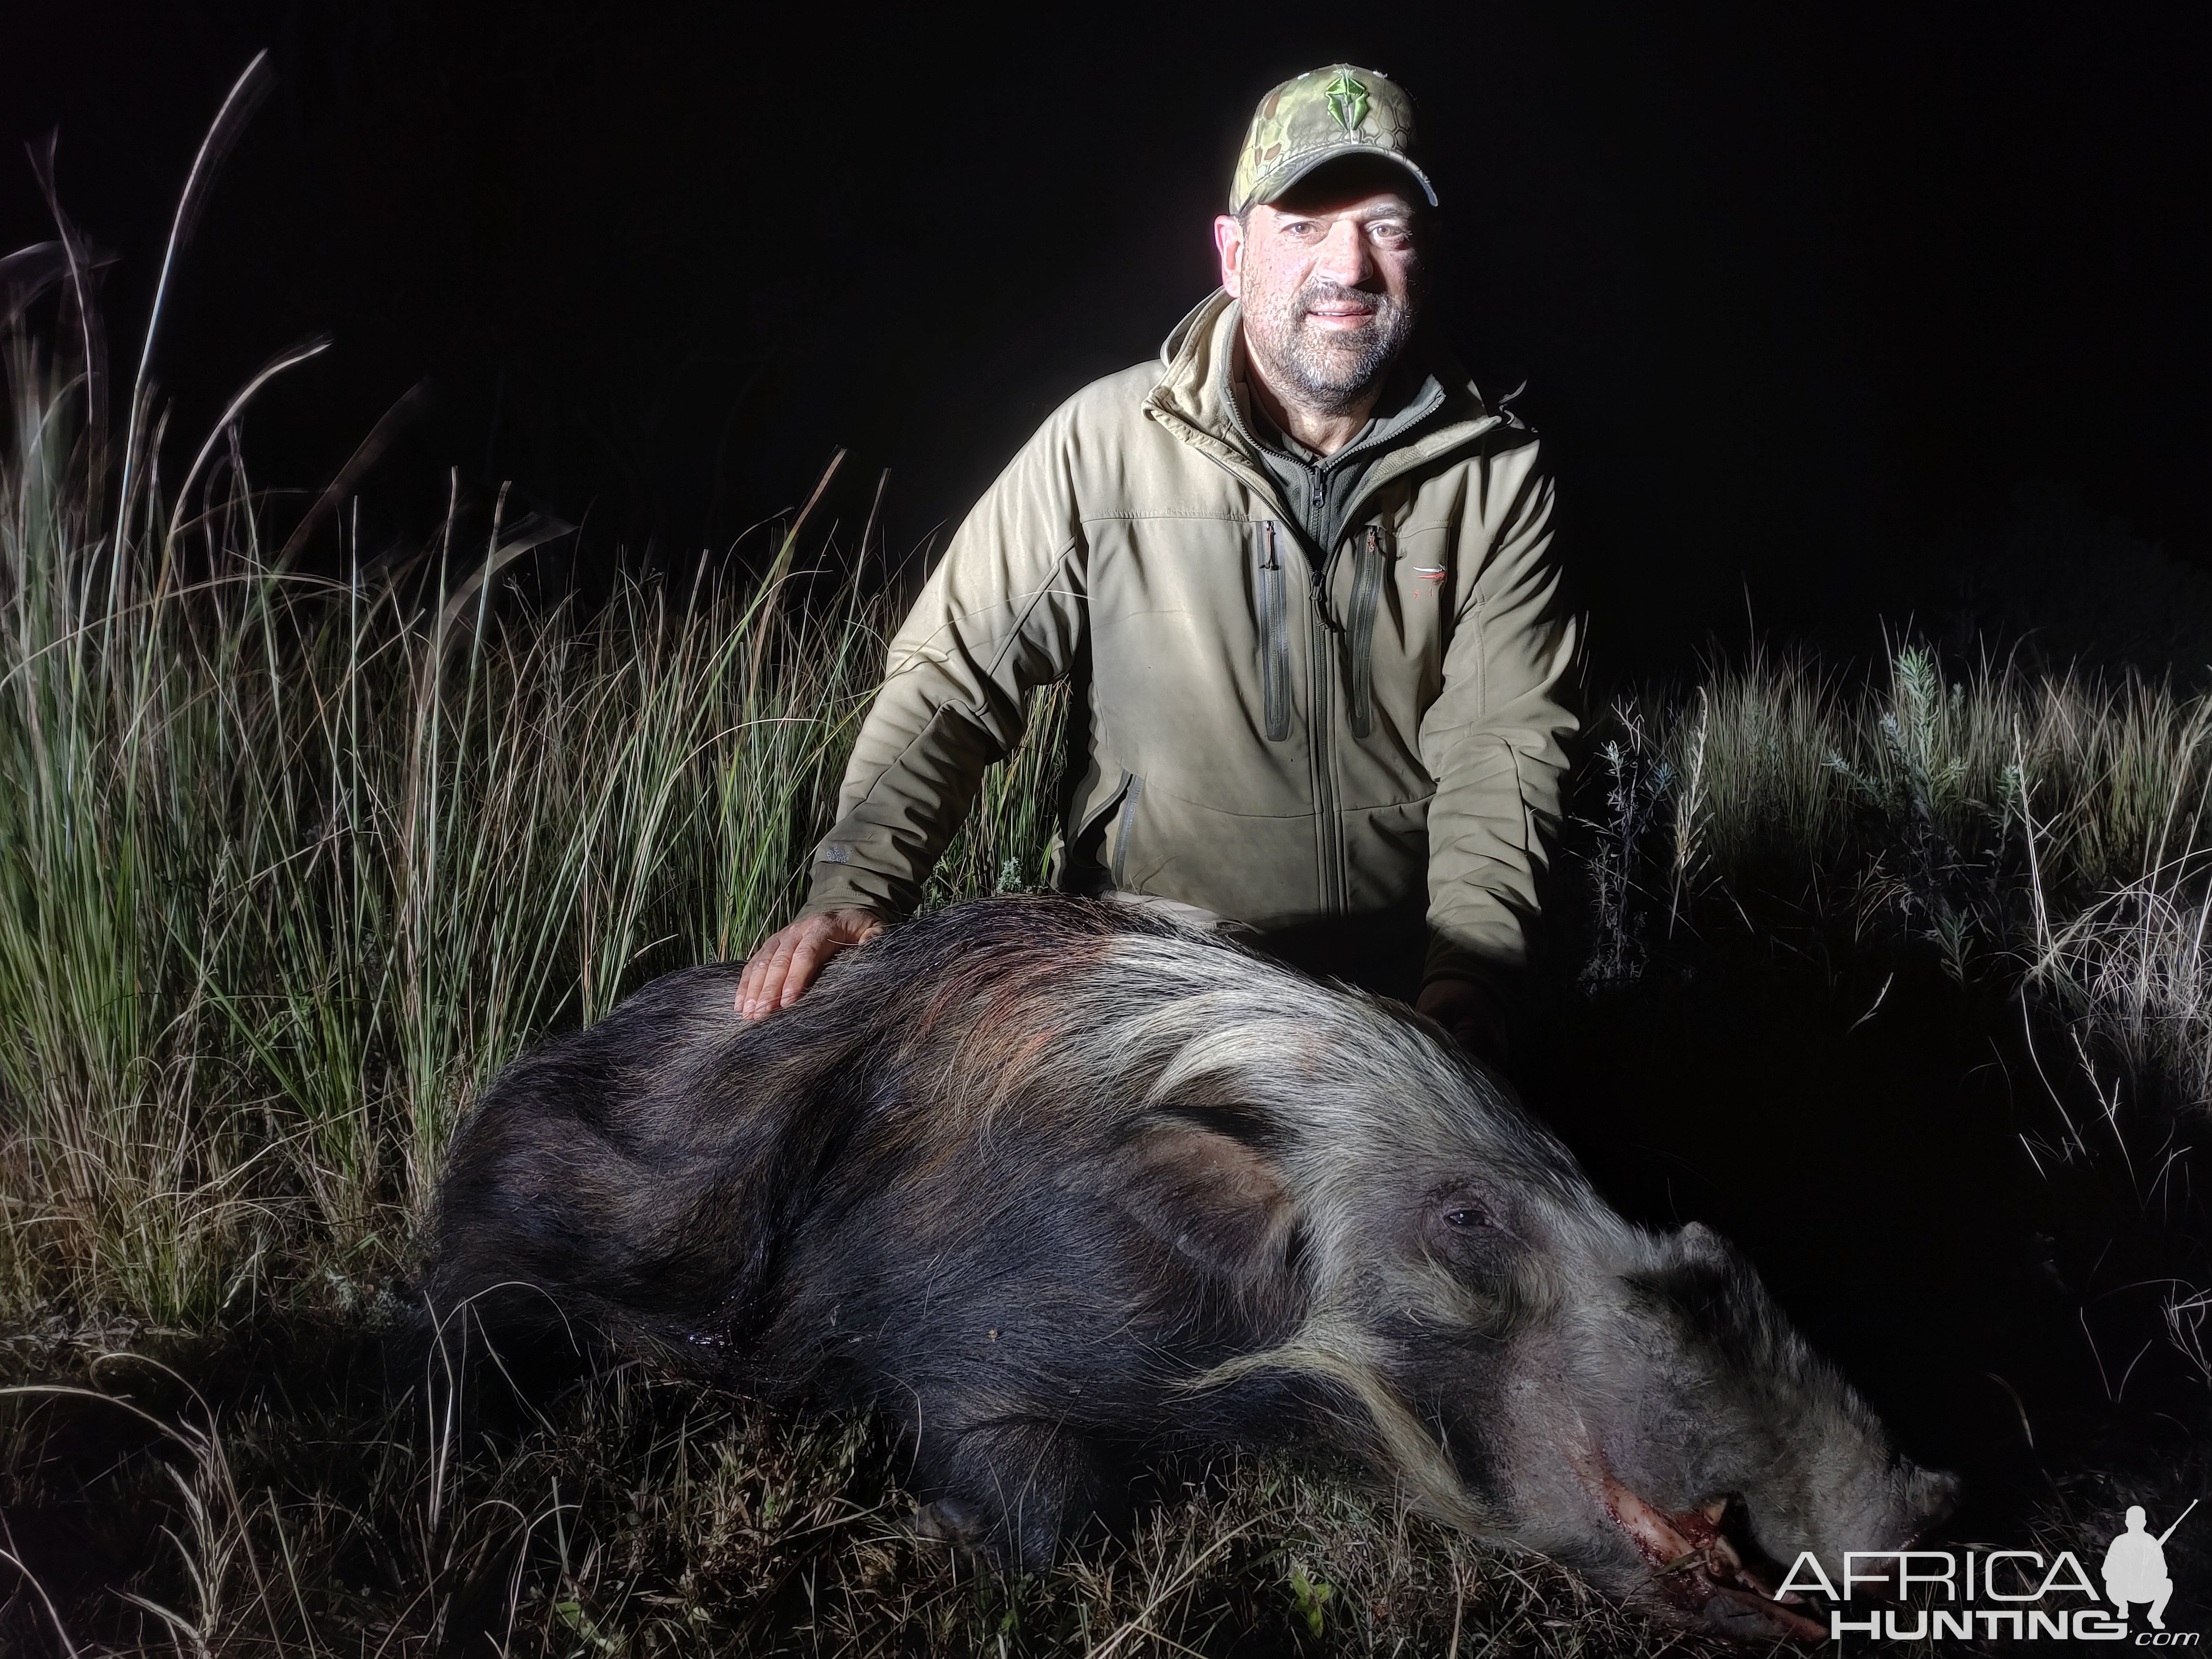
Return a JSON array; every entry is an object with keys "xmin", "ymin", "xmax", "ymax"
[
  {"xmin": 1624, "ymin": 642, "xmax": 2212, "ymax": 896},
  {"xmin": 1593, "ymin": 644, "xmax": 2212, "ymax": 1107},
  {"xmin": 0, "ymin": 318, "xmax": 1062, "ymax": 1330}
]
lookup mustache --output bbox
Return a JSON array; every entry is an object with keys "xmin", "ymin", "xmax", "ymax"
[{"xmin": 1292, "ymin": 279, "xmax": 1392, "ymax": 320}]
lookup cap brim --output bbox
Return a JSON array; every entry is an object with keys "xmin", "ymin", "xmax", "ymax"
[{"xmin": 1245, "ymin": 145, "xmax": 1438, "ymax": 212}]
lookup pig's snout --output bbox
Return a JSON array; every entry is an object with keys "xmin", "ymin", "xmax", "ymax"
[
  {"xmin": 1566, "ymin": 1417, "xmax": 1961, "ymax": 1643},
  {"xmin": 1570, "ymin": 1445, "xmax": 1829, "ymax": 1641}
]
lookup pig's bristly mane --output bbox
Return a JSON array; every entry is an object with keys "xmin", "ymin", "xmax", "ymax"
[{"xmin": 816, "ymin": 907, "xmax": 1617, "ymax": 1532}]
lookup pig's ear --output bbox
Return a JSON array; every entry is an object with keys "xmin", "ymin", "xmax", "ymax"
[{"xmin": 1117, "ymin": 1120, "xmax": 1296, "ymax": 1283}]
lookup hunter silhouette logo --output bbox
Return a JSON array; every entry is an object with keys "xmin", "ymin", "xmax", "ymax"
[
  {"xmin": 1775, "ymin": 1497, "xmax": 2201, "ymax": 1641},
  {"xmin": 1325, "ymin": 70, "xmax": 1369, "ymax": 134},
  {"xmin": 2106, "ymin": 1501, "xmax": 2193, "ymax": 1631}
]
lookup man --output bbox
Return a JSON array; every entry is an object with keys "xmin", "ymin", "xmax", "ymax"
[
  {"xmin": 737, "ymin": 64, "xmax": 1580, "ymax": 1057},
  {"xmin": 2103, "ymin": 1505, "xmax": 2177, "ymax": 1630}
]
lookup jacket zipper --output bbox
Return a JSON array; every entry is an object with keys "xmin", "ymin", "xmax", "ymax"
[
  {"xmin": 1174, "ymin": 428, "xmax": 1512, "ymax": 919},
  {"xmin": 1256, "ymin": 522, "xmax": 1291, "ymax": 741},
  {"xmin": 1309, "ymin": 540, "xmax": 1345, "ymax": 915},
  {"xmin": 1347, "ymin": 526, "xmax": 1386, "ymax": 739}
]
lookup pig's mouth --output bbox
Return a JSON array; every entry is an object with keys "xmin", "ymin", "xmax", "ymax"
[{"xmin": 1571, "ymin": 1449, "xmax": 1827, "ymax": 1643}]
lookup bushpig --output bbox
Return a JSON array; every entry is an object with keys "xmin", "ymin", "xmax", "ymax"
[{"xmin": 422, "ymin": 896, "xmax": 1956, "ymax": 1640}]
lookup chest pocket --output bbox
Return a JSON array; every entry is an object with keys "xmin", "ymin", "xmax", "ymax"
[
  {"xmin": 1253, "ymin": 520, "xmax": 1292, "ymax": 742},
  {"xmin": 1346, "ymin": 525, "xmax": 1389, "ymax": 739}
]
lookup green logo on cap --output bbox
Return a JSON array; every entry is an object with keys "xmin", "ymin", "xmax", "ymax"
[{"xmin": 1325, "ymin": 70, "xmax": 1370, "ymax": 134}]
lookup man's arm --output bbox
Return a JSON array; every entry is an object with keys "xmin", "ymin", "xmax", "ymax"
[
  {"xmin": 1415, "ymin": 446, "xmax": 1582, "ymax": 1047},
  {"xmin": 738, "ymin": 411, "xmax": 1088, "ymax": 1016}
]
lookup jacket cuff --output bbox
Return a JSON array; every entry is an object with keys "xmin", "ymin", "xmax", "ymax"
[
  {"xmin": 799, "ymin": 835, "xmax": 912, "ymax": 922},
  {"xmin": 796, "ymin": 889, "xmax": 893, "ymax": 924},
  {"xmin": 1421, "ymin": 930, "xmax": 1522, "ymax": 994}
]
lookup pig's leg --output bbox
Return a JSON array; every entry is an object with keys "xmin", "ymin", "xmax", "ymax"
[{"xmin": 909, "ymin": 1415, "xmax": 1114, "ymax": 1570}]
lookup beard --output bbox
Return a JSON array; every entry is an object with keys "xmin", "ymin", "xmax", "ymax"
[{"xmin": 1244, "ymin": 276, "xmax": 1421, "ymax": 417}]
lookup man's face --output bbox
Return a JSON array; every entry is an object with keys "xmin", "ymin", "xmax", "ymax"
[{"xmin": 1215, "ymin": 166, "xmax": 1426, "ymax": 417}]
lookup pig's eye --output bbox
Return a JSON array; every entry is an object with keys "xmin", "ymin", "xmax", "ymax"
[{"xmin": 1422, "ymin": 1186, "xmax": 1510, "ymax": 1261}]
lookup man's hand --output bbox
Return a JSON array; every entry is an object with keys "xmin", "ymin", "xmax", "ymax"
[
  {"xmin": 1416, "ymin": 977, "xmax": 1512, "ymax": 1067},
  {"xmin": 736, "ymin": 908, "xmax": 886, "ymax": 1019}
]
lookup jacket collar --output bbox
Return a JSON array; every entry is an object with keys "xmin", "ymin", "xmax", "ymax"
[{"xmin": 1144, "ymin": 289, "xmax": 1502, "ymax": 500}]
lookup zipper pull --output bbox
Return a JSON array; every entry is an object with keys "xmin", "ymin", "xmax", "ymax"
[
  {"xmin": 1261, "ymin": 521, "xmax": 1281, "ymax": 570},
  {"xmin": 1312, "ymin": 564, "xmax": 1344, "ymax": 634}
]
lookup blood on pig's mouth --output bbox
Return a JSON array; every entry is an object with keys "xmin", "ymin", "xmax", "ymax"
[{"xmin": 1569, "ymin": 1445, "xmax": 1829, "ymax": 1642}]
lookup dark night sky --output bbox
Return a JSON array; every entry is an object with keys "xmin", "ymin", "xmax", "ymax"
[{"xmin": 4, "ymin": 1, "xmax": 2206, "ymax": 677}]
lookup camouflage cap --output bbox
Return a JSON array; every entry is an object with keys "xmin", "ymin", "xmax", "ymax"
[{"xmin": 1230, "ymin": 65, "xmax": 1436, "ymax": 216}]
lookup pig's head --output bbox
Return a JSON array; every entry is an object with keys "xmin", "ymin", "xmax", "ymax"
[
  {"xmin": 1507, "ymin": 1215, "xmax": 1961, "ymax": 1637},
  {"xmin": 1391, "ymin": 1194, "xmax": 1963, "ymax": 1641},
  {"xmin": 1119, "ymin": 959, "xmax": 1958, "ymax": 1643}
]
